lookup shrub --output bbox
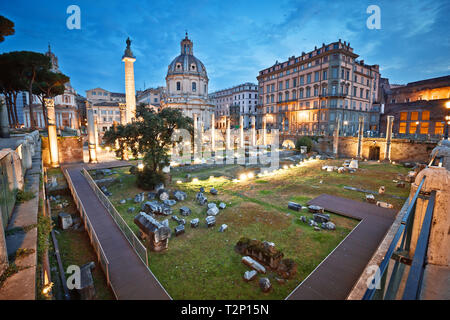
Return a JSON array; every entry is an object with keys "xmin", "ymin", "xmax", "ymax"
[
  {"xmin": 129, "ymin": 165, "xmax": 138, "ymax": 175},
  {"xmin": 295, "ymin": 136, "xmax": 313, "ymax": 153},
  {"xmin": 16, "ymin": 189, "xmax": 35, "ymax": 203},
  {"xmin": 136, "ymin": 167, "xmax": 166, "ymax": 190}
]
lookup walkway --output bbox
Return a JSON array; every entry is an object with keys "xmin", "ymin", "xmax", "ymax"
[
  {"xmin": 63, "ymin": 162, "xmax": 170, "ymax": 300},
  {"xmin": 287, "ymin": 194, "xmax": 397, "ymax": 300}
]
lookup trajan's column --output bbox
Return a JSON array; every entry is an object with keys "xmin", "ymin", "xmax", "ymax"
[{"xmin": 122, "ymin": 37, "xmax": 136, "ymax": 123}]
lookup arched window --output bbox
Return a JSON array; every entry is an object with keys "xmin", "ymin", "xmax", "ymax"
[
  {"xmin": 176, "ymin": 82, "xmax": 181, "ymax": 91},
  {"xmin": 285, "ymin": 91, "xmax": 289, "ymax": 101},
  {"xmin": 292, "ymin": 90, "xmax": 297, "ymax": 100},
  {"xmin": 192, "ymin": 82, "xmax": 197, "ymax": 92}
]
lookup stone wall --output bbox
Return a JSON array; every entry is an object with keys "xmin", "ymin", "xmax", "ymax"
[
  {"xmin": 0, "ymin": 130, "xmax": 40, "ymax": 276},
  {"xmin": 41, "ymin": 136, "xmax": 84, "ymax": 166},
  {"xmin": 311, "ymin": 136, "xmax": 436, "ymax": 163}
]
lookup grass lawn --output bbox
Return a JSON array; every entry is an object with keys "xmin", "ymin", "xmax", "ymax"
[
  {"xmin": 92, "ymin": 158, "xmax": 410, "ymax": 299},
  {"xmin": 47, "ymin": 169, "xmax": 114, "ymax": 300}
]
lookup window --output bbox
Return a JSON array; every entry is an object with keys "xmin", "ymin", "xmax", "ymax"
[
  {"xmin": 435, "ymin": 122, "xmax": 444, "ymax": 135},
  {"xmin": 400, "ymin": 112, "xmax": 407, "ymax": 121},
  {"xmin": 300, "ymin": 76, "xmax": 304, "ymax": 85},
  {"xmin": 192, "ymin": 82, "xmax": 197, "ymax": 92},
  {"xmin": 332, "ymin": 67, "xmax": 338, "ymax": 78},
  {"xmin": 411, "ymin": 111, "xmax": 419, "ymax": 121},
  {"xmin": 306, "ymin": 87, "xmax": 311, "ymax": 98},
  {"xmin": 293, "ymin": 78, "xmax": 297, "ymax": 87},
  {"xmin": 279, "ymin": 82, "xmax": 283, "ymax": 90},
  {"xmin": 323, "ymin": 70, "xmax": 327, "ymax": 80},
  {"xmin": 422, "ymin": 111, "xmax": 430, "ymax": 120},
  {"xmin": 285, "ymin": 80, "xmax": 289, "ymax": 89},
  {"xmin": 176, "ymin": 82, "xmax": 181, "ymax": 91},
  {"xmin": 409, "ymin": 122, "xmax": 418, "ymax": 134},
  {"xmin": 420, "ymin": 122, "xmax": 429, "ymax": 134},
  {"xmin": 307, "ymin": 73, "xmax": 311, "ymax": 84},
  {"xmin": 314, "ymin": 71, "xmax": 319, "ymax": 82}
]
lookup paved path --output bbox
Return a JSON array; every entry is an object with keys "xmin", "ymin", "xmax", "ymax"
[
  {"xmin": 287, "ymin": 194, "xmax": 397, "ymax": 300},
  {"xmin": 63, "ymin": 162, "xmax": 170, "ymax": 300}
]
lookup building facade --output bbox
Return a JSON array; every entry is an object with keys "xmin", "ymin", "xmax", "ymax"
[
  {"xmin": 85, "ymin": 88, "xmax": 126, "ymax": 104},
  {"xmin": 137, "ymin": 86, "xmax": 165, "ymax": 108},
  {"xmin": 160, "ymin": 33, "xmax": 214, "ymax": 129},
  {"xmin": 209, "ymin": 83, "xmax": 258, "ymax": 129},
  {"xmin": 23, "ymin": 45, "xmax": 79, "ymax": 130},
  {"xmin": 379, "ymin": 75, "xmax": 450, "ymax": 137},
  {"xmin": 256, "ymin": 40, "xmax": 381, "ymax": 136},
  {"xmin": 91, "ymin": 101, "xmax": 122, "ymax": 133}
]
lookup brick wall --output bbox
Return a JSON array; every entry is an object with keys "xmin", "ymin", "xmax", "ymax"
[
  {"xmin": 311, "ymin": 136, "xmax": 436, "ymax": 163},
  {"xmin": 41, "ymin": 136, "xmax": 84, "ymax": 166}
]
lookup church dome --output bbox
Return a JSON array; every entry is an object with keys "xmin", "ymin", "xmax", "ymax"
[{"xmin": 167, "ymin": 33, "xmax": 208, "ymax": 78}]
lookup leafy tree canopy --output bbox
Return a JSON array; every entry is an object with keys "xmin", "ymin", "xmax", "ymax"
[
  {"xmin": 0, "ymin": 15, "xmax": 15, "ymax": 42},
  {"xmin": 103, "ymin": 104, "xmax": 193, "ymax": 178}
]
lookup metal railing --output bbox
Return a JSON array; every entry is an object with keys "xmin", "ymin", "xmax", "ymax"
[
  {"xmin": 80, "ymin": 168, "xmax": 149, "ymax": 267},
  {"xmin": 62, "ymin": 169, "xmax": 117, "ymax": 299},
  {"xmin": 362, "ymin": 176, "xmax": 437, "ymax": 300}
]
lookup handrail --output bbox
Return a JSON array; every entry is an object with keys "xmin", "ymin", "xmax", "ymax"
[
  {"xmin": 362, "ymin": 176, "xmax": 426, "ymax": 300},
  {"xmin": 80, "ymin": 168, "xmax": 149, "ymax": 267},
  {"xmin": 62, "ymin": 168, "xmax": 117, "ymax": 299},
  {"xmin": 402, "ymin": 190, "xmax": 436, "ymax": 300}
]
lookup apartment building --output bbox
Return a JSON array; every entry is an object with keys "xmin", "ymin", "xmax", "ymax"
[
  {"xmin": 136, "ymin": 87, "xmax": 165, "ymax": 107},
  {"xmin": 209, "ymin": 83, "xmax": 259, "ymax": 129},
  {"xmin": 85, "ymin": 88, "xmax": 126, "ymax": 104},
  {"xmin": 256, "ymin": 39, "xmax": 381, "ymax": 135}
]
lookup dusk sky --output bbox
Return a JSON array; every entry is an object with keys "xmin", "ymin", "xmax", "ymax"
[{"xmin": 1, "ymin": 0, "xmax": 449, "ymax": 96}]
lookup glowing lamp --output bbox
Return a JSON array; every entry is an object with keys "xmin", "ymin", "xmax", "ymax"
[
  {"xmin": 239, "ymin": 173, "xmax": 247, "ymax": 181},
  {"xmin": 176, "ymin": 180, "xmax": 182, "ymax": 184},
  {"xmin": 192, "ymin": 178, "xmax": 199, "ymax": 183},
  {"xmin": 137, "ymin": 163, "xmax": 144, "ymax": 170},
  {"xmin": 247, "ymin": 172, "xmax": 254, "ymax": 179}
]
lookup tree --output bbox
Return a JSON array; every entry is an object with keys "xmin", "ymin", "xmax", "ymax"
[
  {"xmin": 33, "ymin": 70, "xmax": 70, "ymax": 127},
  {"xmin": 0, "ymin": 52, "xmax": 25, "ymax": 127},
  {"xmin": 103, "ymin": 104, "xmax": 193, "ymax": 189},
  {"xmin": 0, "ymin": 51, "xmax": 51, "ymax": 128},
  {"xmin": 17, "ymin": 51, "xmax": 51, "ymax": 129},
  {"xmin": 0, "ymin": 15, "xmax": 14, "ymax": 43}
]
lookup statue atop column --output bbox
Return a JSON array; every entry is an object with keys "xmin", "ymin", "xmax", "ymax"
[{"xmin": 123, "ymin": 37, "xmax": 135, "ymax": 59}]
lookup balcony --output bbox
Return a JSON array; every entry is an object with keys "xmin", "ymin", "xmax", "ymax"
[{"xmin": 319, "ymin": 92, "xmax": 347, "ymax": 98}]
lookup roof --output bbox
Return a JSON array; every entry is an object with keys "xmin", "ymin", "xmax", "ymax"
[{"xmin": 167, "ymin": 53, "xmax": 207, "ymax": 78}]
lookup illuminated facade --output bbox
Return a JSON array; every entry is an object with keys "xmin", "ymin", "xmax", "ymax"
[
  {"xmin": 161, "ymin": 33, "xmax": 214, "ymax": 129},
  {"xmin": 256, "ymin": 40, "xmax": 381, "ymax": 135},
  {"xmin": 380, "ymin": 75, "xmax": 450, "ymax": 136}
]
